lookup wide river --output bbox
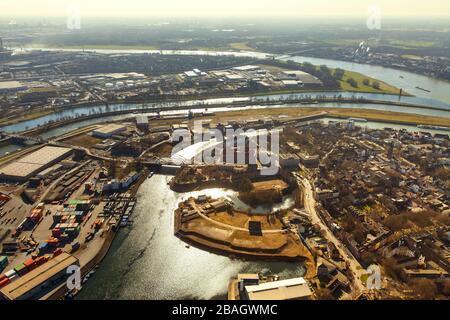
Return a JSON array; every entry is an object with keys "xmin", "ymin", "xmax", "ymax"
[
  {"xmin": 21, "ymin": 47, "xmax": 450, "ymax": 105},
  {"xmin": 1, "ymin": 48, "xmax": 450, "ymax": 137},
  {"xmin": 76, "ymin": 175, "xmax": 305, "ymax": 300}
]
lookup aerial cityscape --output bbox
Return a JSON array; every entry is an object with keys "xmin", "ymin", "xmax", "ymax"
[{"xmin": 0, "ymin": 0, "xmax": 449, "ymax": 306}]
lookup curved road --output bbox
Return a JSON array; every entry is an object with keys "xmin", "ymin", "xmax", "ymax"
[{"xmin": 296, "ymin": 174, "xmax": 366, "ymax": 296}]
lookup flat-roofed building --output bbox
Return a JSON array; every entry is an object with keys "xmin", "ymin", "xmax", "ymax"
[
  {"xmin": 0, "ymin": 81, "xmax": 28, "ymax": 94},
  {"xmin": 298, "ymin": 152, "xmax": 320, "ymax": 168},
  {"xmin": 0, "ymin": 163, "xmax": 43, "ymax": 181},
  {"xmin": 184, "ymin": 71, "xmax": 198, "ymax": 78},
  {"xmin": 238, "ymin": 273, "xmax": 260, "ymax": 286},
  {"xmin": 225, "ymin": 74, "xmax": 245, "ymax": 82},
  {"xmin": 244, "ymin": 277, "xmax": 313, "ymax": 300},
  {"xmin": 277, "ymin": 70, "xmax": 323, "ymax": 88},
  {"xmin": 0, "ymin": 146, "xmax": 73, "ymax": 182},
  {"xmin": 281, "ymin": 80, "xmax": 300, "ymax": 88},
  {"xmin": 92, "ymin": 124, "xmax": 127, "ymax": 138},
  {"xmin": 233, "ymin": 65, "xmax": 260, "ymax": 72},
  {"xmin": 136, "ymin": 115, "xmax": 149, "ymax": 131},
  {"xmin": 0, "ymin": 253, "xmax": 79, "ymax": 300}
]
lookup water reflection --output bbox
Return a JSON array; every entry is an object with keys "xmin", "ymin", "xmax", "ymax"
[
  {"xmin": 2, "ymin": 94, "xmax": 449, "ymax": 134},
  {"xmin": 76, "ymin": 175, "xmax": 304, "ymax": 300},
  {"xmin": 182, "ymin": 188, "xmax": 295, "ymax": 215}
]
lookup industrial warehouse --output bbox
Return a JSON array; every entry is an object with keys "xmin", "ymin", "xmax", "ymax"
[
  {"xmin": 0, "ymin": 253, "xmax": 79, "ymax": 300},
  {"xmin": 92, "ymin": 124, "xmax": 127, "ymax": 139},
  {"xmin": 0, "ymin": 146, "xmax": 73, "ymax": 182}
]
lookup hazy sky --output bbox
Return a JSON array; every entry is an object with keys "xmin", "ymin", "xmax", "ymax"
[{"xmin": 1, "ymin": 0, "xmax": 450, "ymax": 18}]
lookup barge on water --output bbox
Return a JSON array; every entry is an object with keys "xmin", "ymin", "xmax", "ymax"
[
  {"xmin": 348, "ymin": 117, "xmax": 368, "ymax": 123},
  {"xmin": 415, "ymin": 86, "xmax": 431, "ymax": 93},
  {"xmin": 417, "ymin": 124, "xmax": 450, "ymax": 132}
]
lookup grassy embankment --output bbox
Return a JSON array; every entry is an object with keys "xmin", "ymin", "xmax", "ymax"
[
  {"xmin": 337, "ymin": 69, "xmax": 403, "ymax": 95},
  {"xmin": 212, "ymin": 107, "xmax": 450, "ymax": 128},
  {"xmin": 0, "ymin": 109, "xmax": 54, "ymax": 126}
]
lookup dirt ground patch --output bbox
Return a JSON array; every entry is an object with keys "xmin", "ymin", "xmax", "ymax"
[
  {"xmin": 62, "ymin": 134, "xmax": 102, "ymax": 148},
  {"xmin": 252, "ymin": 179, "xmax": 289, "ymax": 192},
  {"xmin": 209, "ymin": 210, "xmax": 284, "ymax": 230},
  {"xmin": 150, "ymin": 142, "xmax": 173, "ymax": 157}
]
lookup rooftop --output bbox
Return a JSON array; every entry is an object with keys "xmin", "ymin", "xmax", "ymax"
[
  {"xmin": 0, "ymin": 81, "xmax": 27, "ymax": 90},
  {"xmin": 17, "ymin": 146, "xmax": 73, "ymax": 166},
  {"xmin": 245, "ymin": 277, "xmax": 312, "ymax": 300},
  {"xmin": 136, "ymin": 115, "xmax": 149, "ymax": 124},
  {"xmin": 0, "ymin": 146, "xmax": 73, "ymax": 179},
  {"xmin": 93, "ymin": 124, "xmax": 127, "ymax": 135},
  {"xmin": 0, "ymin": 253, "xmax": 79, "ymax": 300}
]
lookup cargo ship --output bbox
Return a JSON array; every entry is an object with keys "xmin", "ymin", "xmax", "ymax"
[
  {"xmin": 348, "ymin": 117, "xmax": 368, "ymax": 123},
  {"xmin": 417, "ymin": 124, "xmax": 450, "ymax": 132},
  {"xmin": 415, "ymin": 86, "xmax": 431, "ymax": 93}
]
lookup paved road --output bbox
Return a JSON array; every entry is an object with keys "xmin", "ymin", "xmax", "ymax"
[{"xmin": 298, "ymin": 175, "xmax": 366, "ymax": 296}]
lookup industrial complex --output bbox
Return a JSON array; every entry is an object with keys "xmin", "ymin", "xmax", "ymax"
[{"xmin": 0, "ymin": 146, "xmax": 73, "ymax": 182}]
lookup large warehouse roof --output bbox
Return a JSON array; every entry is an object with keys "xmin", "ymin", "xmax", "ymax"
[
  {"xmin": 245, "ymin": 277, "xmax": 312, "ymax": 300},
  {"xmin": 0, "ymin": 162, "xmax": 43, "ymax": 178},
  {"xmin": 282, "ymin": 70, "xmax": 322, "ymax": 84},
  {"xmin": 0, "ymin": 81, "xmax": 27, "ymax": 92},
  {"xmin": 0, "ymin": 146, "xmax": 73, "ymax": 180},
  {"xmin": 17, "ymin": 146, "xmax": 73, "ymax": 165},
  {"xmin": 93, "ymin": 124, "xmax": 126, "ymax": 136}
]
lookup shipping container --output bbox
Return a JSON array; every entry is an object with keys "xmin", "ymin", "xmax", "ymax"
[
  {"xmin": 23, "ymin": 258, "xmax": 37, "ymax": 270},
  {"xmin": 0, "ymin": 256, "xmax": 8, "ymax": 273},
  {"xmin": 46, "ymin": 238, "xmax": 59, "ymax": 245},
  {"xmin": 0, "ymin": 277, "xmax": 11, "ymax": 288},
  {"xmin": 7, "ymin": 273, "xmax": 19, "ymax": 282},
  {"xmin": 34, "ymin": 256, "xmax": 48, "ymax": 267},
  {"xmin": 14, "ymin": 263, "xmax": 28, "ymax": 276},
  {"xmin": 4, "ymin": 269, "xmax": 18, "ymax": 279},
  {"xmin": 53, "ymin": 248, "xmax": 63, "ymax": 257},
  {"xmin": 38, "ymin": 242, "xmax": 49, "ymax": 252},
  {"xmin": 52, "ymin": 228, "xmax": 62, "ymax": 238},
  {"xmin": 53, "ymin": 213, "xmax": 62, "ymax": 223},
  {"xmin": 70, "ymin": 241, "xmax": 80, "ymax": 253}
]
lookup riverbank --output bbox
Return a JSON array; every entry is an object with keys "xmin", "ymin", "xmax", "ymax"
[
  {"xmin": 173, "ymin": 196, "xmax": 315, "ymax": 278},
  {"xmin": 211, "ymin": 107, "xmax": 450, "ymax": 128},
  {"xmin": 43, "ymin": 172, "xmax": 149, "ymax": 300},
  {"xmin": 18, "ymin": 45, "xmax": 450, "ymax": 84},
  {"xmin": 20, "ymin": 103, "xmax": 449, "ymax": 139},
  {"xmin": 74, "ymin": 175, "xmax": 308, "ymax": 300},
  {"xmin": 0, "ymin": 86, "xmax": 413, "ymax": 128},
  {"xmin": 3, "ymin": 96, "xmax": 447, "ymax": 137}
]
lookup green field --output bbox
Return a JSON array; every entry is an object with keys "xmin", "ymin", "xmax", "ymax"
[
  {"xmin": 338, "ymin": 69, "xmax": 404, "ymax": 95},
  {"xmin": 387, "ymin": 40, "xmax": 436, "ymax": 48}
]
